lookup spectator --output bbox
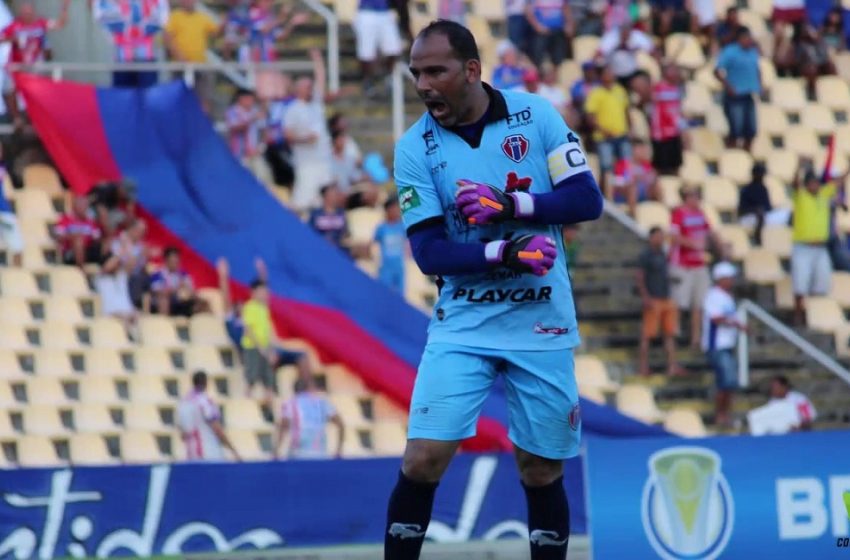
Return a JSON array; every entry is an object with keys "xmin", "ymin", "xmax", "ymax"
[
  {"xmin": 820, "ymin": 7, "xmax": 846, "ymax": 52},
  {"xmin": 374, "ymin": 197, "xmax": 406, "ymax": 292},
  {"xmin": 226, "ymin": 89, "xmax": 263, "ymax": 168},
  {"xmin": 492, "ymin": 40, "xmax": 526, "ymax": 90},
  {"xmin": 354, "ymin": 0, "xmax": 403, "ymax": 96},
  {"xmin": 524, "ymin": 64, "xmax": 568, "ymax": 115},
  {"xmin": 164, "ymin": 0, "xmax": 220, "ymax": 64},
  {"xmin": 147, "ymin": 246, "xmax": 206, "ymax": 317},
  {"xmin": 829, "ymin": 192, "xmax": 850, "ymax": 272},
  {"xmin": 562, "ymin": 224, "xmax": 581, "ymax": 268},
  {"xmin": 112, "ymin": 218, "xmax": 149, "ymax": 309},
  {"xmin": 178, "ymin": 370, "xmax": 241, "ymax": 462},
  {"xmin": 715, "ymin": 26, "xmax": 761, "ymax": 151},
  {"xmin": 223, "ymin": 0, "xmax": 251, "ymax": 61},
  {"xmin": 331, "ymin": 130, "xmax": 369, "ymax": 201},
  {"xmin": 768, "ymin": 375, "xmax": 816, "ymax": 431},
  {"xmin": 637, "ymin": 226, "xmax": 683, "ymax": 377},
  {"xmin": 241, "ymin": 279, "xmax": 278, "ymax": 405},
  {"xmin": 95, "ymin": 241, "xmax": 138, "ymax": 338},
  {"xmin": 598, "ymin": 21, "xmax": 656, "ymax": 90},
  {"xmin": 649, "ymin": 0, "xmax": 690, "ymax": 39},
  {"xmin": 670, "ymin": 185, "xmax": 716, "ymax": 349},
  {"xmin": 688, "ymin": 0, "xmax": 718, "ymax": 46},
  {"xmin": 274, "ymin": 376, "xmax": 345, "ymax": 459},
  {"xmin": 570, "ymin": 0, "xmax": 605, "ymax": 37},
  {"xmin": 245, "ymin": 0, "xmax": 307, "ymax": 64},
  {"xmin": 737, "ymin": 162, "xmax": 791, "ymax": 244},
  {"xmin": 795, "ymin": 25, "xmax": 835, "ymax": 99},
  {"xmin": 327, "ymin": 113, "xmax": 363, "ymax": 165},
  {"xmin": 506, "ymin": 0, "xmax": 531, "ymax": 56},
  {"xmin": 612, "ymin": 140, "xmax": 659, "ymax": 216},
  {"xmin": 390, "ymin": 0, "xmax": 413, "ymax": 43},
  {"xmin": 585, "ymin": 64, "xmax": 631, "ymax": 193},
  {"xmin": 791, "ymin": 166, "xmax": 844, "ymax": 325},
  {"xmin": 55, "ymin": 196, "xmax": 103, "ymax": 267},
  {"xmin": 0, "ymin": 163, "xmax": 22, "ymax": 266},
  {"xmin": 715, "ymin": 7, "xmax": 741, "ymax": 49},
  {"xmin": 308, "ymin": 184, "xmax": 349, "ymax": 250},
  {"xmin": 771, "ymin": 0, "xmax": 807, "ymax": 55},
  {"xmin": 0, "ymin": 0, "xmax": 69, "ymax": 127},
  {"xmin": 89, "ymin": 178, "xmax": 137, "ymax": 241},
  {"xmin": 285, "ymin": 50, "xmax": 334, "ymax": 210},
  {"xmin": 567, "ymin": 61, "xmax": 599, "ymax": 138},
  {"xmin": 526, "ymin": 0, "xmax": 573, "ymax": 69},
  {"xmin": 92, "ymin": 0, "xmax": 170, "ymax": 88},
  {"xmin": 603, "ymin": 0, "xmax": 634, "ymax": 34},
  {"xmin": 650, "ymin": 63, "xmax": 684, "ymax": 176},
  {"xmin": 263, "ymin": 76, "xmax": 296, "ymax": 188},
  {"xmin": 702, "ymin": 262, "xmax": 747, "ymax": 428}
]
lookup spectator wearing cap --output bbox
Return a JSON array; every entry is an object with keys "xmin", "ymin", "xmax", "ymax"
[
  {"xmin": 506, "ymin": 0, "xmax": 531, "ymax": 56},
  {"xmin": 791, "ymin": 164, "xmax": 846, "ymax": 325},
  {"xmin": 738, "ymin": 162, "xmax": 791, "ymax": 244},
  {"xmin": 492, "ymin": 41, "xmax": 526, "ymax": 90},
  {"xmin": 715, "ymin": 26, "xmax": 761, "ymax": 151},
  {"xmin": 650, "ymin": 63, "xmax": 684, "ymax": 175},
  {"xmin": 598, "ymin": 21, "xmax": 656, "ymax": 90},
  {"xmin": 767, "ymin": 375, "xmax": 816, "ymax": 431},
  {"xmin": 585, "ymin": 64, "xmax": 631, "ymax": 193},
  {"xmin": 702, "ymin": 261, "xmax": 748, "ymax": 428},
  {"xmin": 525, "ymin": 0, "xmax": 573, "ymax": 70}
]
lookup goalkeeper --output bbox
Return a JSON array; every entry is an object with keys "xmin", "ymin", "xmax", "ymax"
[{"xmin": 385, "ymin": 20, "xmax": 603, "ymax": 560}]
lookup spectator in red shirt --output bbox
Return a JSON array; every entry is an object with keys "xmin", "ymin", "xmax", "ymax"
[
  {"xmin": 54, "ymin": 195, "xmax": 103, "ymax": 268},
  {"xmin": 669, "ymin": 185, "xmax": 719, "ymax": 348},
  {"xmin": 0, "ymin": 0, "xmax": 70, "ymax": 126},
  {"xmin": 650, "ymin": 63, "xmax": 684, "ymax": 175},
  {"xmin": 612, "ymin": 140, "xmax": 659, "ymax": 216}
]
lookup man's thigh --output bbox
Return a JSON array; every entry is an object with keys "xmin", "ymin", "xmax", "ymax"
[
  {"xmin": 408, "ymin": 343, "xmax": 498, "ymax": 441},
  {"xmin": 792, "ymin": 245, "xmax": 815, "ymax": 295},
  {"xmin": 811, "ymin": 247, "xmax": 833, "ymax": 295},
  {"xmin": 502, "ymin": 347, "xmax": 580, "ymax": 460}
]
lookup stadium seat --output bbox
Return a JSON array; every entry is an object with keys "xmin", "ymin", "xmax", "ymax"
[
  {"xmin": 572, "ymin": 36, "xmax": 600, "ymax": 63},
  {"xmin": 328, "ymin": 394, "xmax": 369, "ymax": 427},
  {"xmin": 830, "ymin": 272, "xmax": 850, "ymax": 309},
  {"xmin": 580, "ymin": 386, "xmax": 607, "ymax": 405},
  {"xmin": 701, "ymin": 204, "xmax": 722, "ymax": 229},
  {"xmin": 0, "ymin": 410, "xmax": 15, "ymax": 437},
  {"xmin": 22, "ymin": 404, "xmax": 70, "ymax": 436},
  {"xmin": 189, "ymin": 314, "xmax": 230, "ymax": 346},
  {"xmin": 694, "ymin": 64, "xmax": 721, "ymax": 92},
  {"xmin": 16, "ymin": 436, "xmax": 62, "ymax": 467},
  {"xmin": 748, "ymin": 0, "xmax": 772, "ymax": 18},
  {"xmin": 665, "ymin": 33, "xmax": 705, "ymax": 70},
  {"xmin": 48, "ymin": 266, "xmax": 91, "ymax": 298},
  {"xmin": 836, "ymin": 52, "xmax": 850, "ymax": 82},
  {"xmin": 78, "ymin": 377, "xmax": 119, "ymax": 404},
  {"xmin": 766, "ymin": 149, "xmax": 800, "ymax": 184},
  {"xmin": 718, "ymin": 149, "xmax": 753, "ymax": 186},
  {"xmin": 14, "ymin": 189, "xmax": 57, "ymax": 222},
  {"xmin": 717, "ymin": 225, "xmax": 751, "ymax": 260},
  {"xmin": 0, "ymin": 325, "xmax": 32, "ymax": 350},
  {"xmin": 84, "ymin": 348, "xmax": 127, "ymax": 377},
  {"xmin": 138, "ymin": 316, "xmax": 181, "ymax": 347},
  {"xmin": 575, "ymin": 355, "xmax": 620, "ymax": 393},
  {"xmin": 128, "ymin": 377, "xmax": 172, "ymax": 404},
  {"xmin": 835, "ymin": 324, "xmax": 850, "ymax": 357},
  {"xmin": 689, "ymin": 128, "xmax": 724, "ymax": 162},
  {"xmin": 772, "ymin": 79, "xmax": 807, "ymax": 114},
  {"xmin": 818, "ymin": 76, "xmax": 850, "ymax": 111},
  {"xmin": 764, "ymin": 175, "xmax": 791, "ymax": 208},
  {"xmin": 680, "ymin": 151, "xmax": 708, "ymax": 186},
  {"xmin": 557, "ymin": 61, "xmax": 581, "ymax": 93},
  {"xmin": 0, "ymin": 349, "xmax": 27, "ymax": 380},
  {"xmin": 336, "ymin": 425, "xmax": 372, "ymax": 459},
  {"xmin": 783, "ymin": 126, "xmax": 820, "ymax": 159},
  {"xmin": 750, "ymin": 134, "xmax": 774, "ymax": 161},
  {"xmin": 774, "ymin": 275, "xmax": 795, "ymax": 309},
  {"xmin": 90, "ymin": 316, "xmax": 131, "ymax": 349},
  {"xmin": 702, "ymin": 176, "xmax": 739, "ymax": 211},
  {"xmin": 19, "ymin": 218, "xmax": 54, "ymax": 249},
  {"xmin": 470, "ymin": 0, "xmax": 504, "ymax": 20},
  {"xmin": 761, "ymin": 225, "xmax": 793, "ymax": 259},
  {"xmin": 756, "ymin": 103, "xmax": 789, "ymax": 137},
  {"xmin": 134, "ymin": 347, "xmax": 179, "ymax": 376},
  {"xmin": 34, "ymin": 349, "xmax": 76, "ymax": 378},
  {"xmin": 371, "ymin": 421, "xmax": 406, "ymax": 456},
  {"xmin": 629, "ymin": 108, "xmax": 650, "ymax": 140},
  {"xmin": 38, "ymin": 321, "xmax": 81, "ymax": 350},
  {"xmin": 663, "ymin": 408, "xmax": 708, "ymax": 437},
  {"xmin": 801, "ymin": 104, "xmax": 836, "ymax": 135},
  {"xmin": 682, "ymin": 82, "xmax": 712, "ymax": 118},
  {"xmin": 20, "ymin": 245, "xmax": 49, "ymax": 270},
  {"xmin": 43, "ymin": 296, "xmax": 85, "ymax": 324},
  {"xmin": 331, "ymin": 0, "xmax": 356, "ymax": 23},
  {"xmin": 0, "ymin": 267, "xmax": 41, "ymax": 298},
  {"xmin": 815, "ymin": 149, "xmax": 849, "ymax": 177},
  {"xmin": 0, "ymin": 380, "xmax": 18, "ymax": 408},
  {"xmin": 705, "ymin": 104, "xmax": 729, "ymax": 137},
  {"xmin": 22, "ymin": 164, "xmax": 63, "ymax": 195},
  {"xmin": 121, "ymin": 431, "xmax": 168, "ymax": 464},
  {"xmin": 324, "ymin": 364, "xmax": 368, "ymax": 395},
  {"xmin": 69, "ymin": 433, "xmax": 117, "ymax": 465},
  {"xmin": 0, "ymin": 297, "xmax": 34, "ymax": 325},
  {"xmin": 26, "ymin": 377, "xmax": 70, "ymax": 405},
  {"xmin": 223, "ymin": 399, "xmax": 267, "ymax": 430},
  {"xmin": 657, "ymin": 176, "xmax": 682, "ymax": 207},
  {"xmin": 73, "ymin": 404, "xmax": 118, "ymax": 433},
  {"xmin": 197, "ymin": 287, "xmax": 225, "ymax": 317},
  {"xmin": 737, "ymin": 9, "xmax": 768, "ymax": 40},
  {"xmin": 372, "ymin": 393, "xmax": 408, "ymax": 422},
  {"xmin": 805, "ymin": 297, "xmax": 847, "ymax": 334},
  {"xmin": 744, "ymin": 249, "xmax": 785, "ymax": 284},
  {"xmin": 635, "ymin": 202, "xmax": 670, "ymax": 232},
  {"xmin": 636, "ymin": 50, "xmax": 660, "ymax": 81},
  {"xmin": 124, "ymin": 403, "xmax": 167, "ymax": 431},
  {"xmin": 615, "ymin": 385, "xmax": 666, "ymax": 424},
  {"xmin": 184, "ymin": 345, "xmax": 226, "ymax": 374},
  {"xmin": 228, "ymin": 429, "xmax": 267, "ymax": 461}
]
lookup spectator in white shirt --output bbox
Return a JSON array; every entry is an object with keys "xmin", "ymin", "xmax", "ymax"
[
  {"xmin": 599, "ymin": 22, "xmax": 656, "ymax": 89},
  {"xmin": 768, "ymin": 375, "xmax": 816, "ymax": 431},
  {"xmin": 274, "ymin": 376, "xmax": 345, "ymax": 459},
  {"xmin": 702, "ymin": 262, "xmax": 748, "ymax": 427},
  {"xmin": 178, "ymin": 371, "xmax": 241, "ymax": 462}
]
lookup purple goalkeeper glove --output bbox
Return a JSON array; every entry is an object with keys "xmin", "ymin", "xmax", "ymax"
[
  {"xmin": 455, "ymin": 179, "xmax": 535, "ymax": 225},
  {"xmin": 485, "ymin": 234, "xmax": 557, "ymax": 276}
]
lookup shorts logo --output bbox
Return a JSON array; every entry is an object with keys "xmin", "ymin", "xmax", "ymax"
[
  {"xmin": 399, "ymin": 186, "xmax": 421, "ymax": 213},
  {"xmin": 568, "ymin": 403, "xmax": 580, "ymax": 431},
  {"xmin": 502, "ymin": 134, "xmax": 529, "ymax": 163},
  {"xmin": 641, "ymin": 447, "xmax": 734, "ymax": 560}
]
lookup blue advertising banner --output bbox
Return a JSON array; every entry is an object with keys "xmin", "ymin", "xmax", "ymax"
[
  {"xmin": 586, "ymin": 431, "xmax": 850, "ymax": 560},
  {"xmin": 0, "ymin": 454, "xmax": 585, "ymax": 558}
]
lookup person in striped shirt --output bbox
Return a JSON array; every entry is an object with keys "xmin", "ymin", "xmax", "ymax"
[
  {"xmin": 274, "ymin": 376, "xmax": 344, "ymax": 459},
  {"xmin": 178, "ymin": 370, "xmax": 241, "ymax": 462}
]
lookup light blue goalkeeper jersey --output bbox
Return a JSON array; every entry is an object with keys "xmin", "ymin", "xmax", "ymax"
[{"xmin": 394, "ymin": 86, "xmax": 593, "ymax": 351}]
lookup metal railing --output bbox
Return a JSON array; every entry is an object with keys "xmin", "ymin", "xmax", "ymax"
[
  {"xmin": 301, "ymin": 0, "xmax": 340, "ymax": 93},
  {"xmin": 737, "ymin": 299, "xmax": 850, "ymax": 388},
  {"xmin": 391, "ymin": 60, "xmax": 411, "ymax": 141}
]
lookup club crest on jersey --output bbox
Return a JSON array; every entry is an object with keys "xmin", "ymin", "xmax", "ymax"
[{"xmin": 502, "ymin": 134, "xmax": 529, "ymax": 163}]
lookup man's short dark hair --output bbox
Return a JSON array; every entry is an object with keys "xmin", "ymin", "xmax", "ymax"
[
  {"xmin": 192, "ymin": 370, "xmax": 207, "ymax": 389},
  {"xmin": 320, "ymin": 183, "xmax": 337, "ymax": 198},
  {"xmin": 164, "ymin": 247, "xmax": 180, "ymax": 259},
  {"xmin": 736, "ymin": 26, "xmax": 751, "ymax": 39},
  {"xmin": 773, "ymin": 375, "xmax": 790, "ymax": 388},
  {"xmin": 327, "ymin": 112, "xmax": 344, "ymax": 132},
  {"xmin": 251, "ymin": 279, "xmax": 266, "ymax": 291},
  {"xmin": 648, "ymin": 226, "xmax": 663, "ymax": 236},
  {"xmin": 417, "ymin": 19, "xmax": 480, "ymax": 62},
  {"xmin": 232, "ymin": 88, "xmax": 255, "ymax": 104}
]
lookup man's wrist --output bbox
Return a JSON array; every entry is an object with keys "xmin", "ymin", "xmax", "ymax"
[
  {"xmin": 484, "ymin": 240, "xmax": 508, "ymax": 264},
  {"xmin": 508, "ymin": 192, "xmax": 535, "ymax": 219}
]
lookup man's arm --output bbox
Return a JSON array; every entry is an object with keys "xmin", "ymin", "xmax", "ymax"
[
  {"xmin": 216, "ymin": 257, "xmax": 233, "ymax": 314},
  {"xmin": 329, "ymin": 414, "xmax": 344, "ymax": 458},
  {"xmin": 273, "ymin": 417, "xmax": 290, "ymax": 458},
  {"xmin": 209, "ymin": 419, "xmax": 241, "ymax": 461},
  {"xmin": 525, "ymin": 3, "xmax": 546, "ymax": 34},
  {"xmin": 562, "ymin": 3, "xmax": 574, "ymax": 37},
  {"xmin": 49, "ymin": 0, "xmax": 71, "ymax": 30}
]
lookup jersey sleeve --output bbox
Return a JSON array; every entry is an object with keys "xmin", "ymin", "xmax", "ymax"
[
  {"xmin": 394, "ymin": 139, "xmax": 444, "ymax": 231},
  {"xmin": 200, "ymin": 397, "xmax": 220, "ymax": 423},
  {"xmin": 537, "ymin": 100, "xmax": 592, "ymax": 186}
]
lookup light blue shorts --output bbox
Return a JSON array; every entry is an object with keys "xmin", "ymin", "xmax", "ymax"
[{"xmin": 407, "ymin": 343, "xmax": 581, "ymax": 460}]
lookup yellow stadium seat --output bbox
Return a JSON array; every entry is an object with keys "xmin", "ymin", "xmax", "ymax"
[
  {"xmin": 372, "ymin": 421, "xmax": 407, "ymax": 456},
  {"xmin": 189, "ymin": 313, "xmax": 230, "ymax": 346},
  {"xmin": 0, "ymin": 324, "xmax": 32, "ymax": 349},
  {"xmin": 805, "ymin": 296, "xmax": 847, "ymax": 334},
  {"xmin": 705, "ymin": 104, "xmax": 729, "ymax": 137},
  {"xmin": 184, "ymin": 344, "xmax": 226, "ymax": 374},
  {"xmin": 0, "ymin": 380, "xmax": 19, "ymax": 408},
  {"xmin": 701, "ymin": 204, "xmax": 722, "ymax": 229},
  {"xmin": 138, "ymin": 316, "xmax": 181, "ymax": 347},
  {"xmin": 666, "ymin": 33, "xmax": 705, "ymax": 69},
  {"xmin": 43, "ymin": 296, "xmax": 85, "ymax": 324},
  {"xmin": 783, "ymin": 126, "xmax": 822, "ymax": 159},
  {"xmin": 223, "ymin": 399, "xmax": 266, "ymax": 430},
  {"xmin": 324, "ymin": 364, "xmax": 368, "ymax": 395},
  {"xmin": 744, "ymin": 249, "xmax": 785, "ymax": 284},
  {"xmin": 121, "ymin": 431, "xmax": 168, "ymax": 464},
  {"xmin": 636, "ymin": 53, "xmax": 660, "ymax": 82},
  {"xmin": 663, "ymin": 408, "xmax": 708, "ymax": 437},
  {"xmin": 197, "ymin": 287, "xmax": 225, "ymax": 317},
  {"xmin": 90, "ymin": 316, "xmax": 131, "ymax": 349},
  {"xmin": 837, "ymin": 206, "xmax": 850, "ymax": 233},
  {"xmin": 689, "ymin": 128, "xmax": 724, "ymax": 162},
  {"xmin": 34, "ymin": 349, "xmax": 76, "ymax": 378},
  {"xmin": 764, "ymin": 175, "xmax": 791, "ymax": 208},
  {"xmin": 766, "ymin": 149, "xmax": 800, "ymax": 184},
  {"xmin": 575, "ymin": 355, "xmax": 620, "ymax": 393},
  {"xmin": 750, "ymin": 134, "xmax": 774, "ymax": 161},
  {"xmin": 0, "ymin": 267, "xmax": 40, "ymax": 298},
  {"xmin": 557, "ymin": 61, "xmax": 581, "ymax": 92},
  {"xmin": 756, "ymin": 103, "xmax": 789, "ymax": 137},
  {"xmin": 834, "ymin": 124, "xmax": 850, "ymax": 158},
  {"xmin": 22, "ymin": 164, "xmax": 62, "ymax": 195},
  {"xmin": 737, "ymin": 9, "xmax": 769, "ymax": 39},
  {"xmin": 20, "ymin": 245, "xmax": 49, "ymax": 270},
  {"xmin": 470, "ymin": 0, "xmax": 504, "ymax": 20},
  {"xmin": 759, "ymin": 57, "xmax": 777, "ymax": 91},
  {"xmin": 134, "ymin": 347, "xmax": 178, "ymax": 376},
  {"xmin": 682, "ymin": 82, "xmax": 713, "ymax": 118},
  {"xmin": 49, "ymin": 266, "xmax": 91, "ymax": 298},
  {"xmin": 572, "ymin": 36, "xmax": 600, "ymax": 64},
  {"xmin": 128, "ymin": 377, "xmax": 172, "ymax": 404},
  {"xmin": 22, "ymin": 404, "xmax": 69, "ymax": 436},
  {"xmin": 0, "ymin": 410, "xmax": 14, "ymax": 436},
  {"xmin": 635, "ymin": 202, "xmax": 671, "ymax": 233},
  {"xmin": 817, "ymin": 76, "xmax": 850, "ymax": 111},
  {"xmin": 373, "ymin": 393, "xmax": 407, "ymax": 422},
  {"xmin": 77, "ymin": 379, "xmax": 118, "ymax": 406},
  {"xmin": 703, "ymin": 176, "xmax": 740, "ymax": 212},
  {"xmin": 680, "ymin": 151, "xmax": 708, "ymax": 186},
  {"xmin": 615, "ymin": 385, "xmax": 666, "ymax": 424},
  {"xmin": 73, "ymin": 404, "xmax": 118, "ymax": 433},
  {"xmin": 16, "ymin": 436, "xmax": 62, "ymax": 467},
  {"xmin": 830, "ymin": 272, "xmax": 850, "ymax": 308},
  {"xmin": 328, "ymin": 394, "xmax": 369, "ymax": 427},
  {"xmin": 332, "ymin": 0, "xmax": 356, "ymax": 24},
  {"xmin": 580, "ymin": 386, "xmax": 607, "ymax": 405},
  {"xmin": 0, "ymin": 297, "xmax": 34, "ymax": 325},
  {"xmin": 657, "ymin": 176, "xmax": 683, "ymax": 207},
  {"xmin": 19, "ymin": 217, "xmax": 54, "ymax": 249},
  {"xmin": 228, "ymin": 429, "xmax": 267, "ymax": 461},
  {"xmin": 749, "ymin": 0, "xmax": 772, "ymax": 18},
  {"xmin": 774, "ymin": 275, "xmax": 795, "ymax": 309},
  {"xmin": 26, "ymin": 377, "xmax": 70, "ymax": 405},
  {"xmin": 836, "ymin": 52, "xmax": 850, "ymax": 82},
  {"xmin": 772, "ymin": 79, "xmax": 807, "ymax": 114},
  {"xmin": 14, "ymin": 189, "xmax": 57, "ymax": 222},
  {"xmin": 347, "ymin": 207, "xmax": 384, "ymax": 244},
  {"xmin": 718, "ymin": 225, "xmax": 751, "ymax": 260},
  {"xmin": 835, "ymin": 324, "xmax": 850, "ymax": 357},
  {"xmin": 84, "ymin": 348, "xmax": 127, "ymax": 377},
  {"xmin": 124, "ymin": 403, "xmax": 167, "ymax": 431},
  {"xmin": 38, "ymin": 321, "xmax": 80, "ymax": 350},
  {"xmin": 761, "ymin": 225, "xmax": 793, "ymax": 259},
  {"xmin": 801, "ymin": 104, "xmax": 836, "ymax": 135},
  {"xmin": 695, "ymin": 64, "xmax": 721, "ymax": 92},
  {"xmin": 0, "ymin": 349, "xmax": 27, "ymax": 380},
  {"xmin": 69, "ymin": 433, "xmax": 117, "ymax": 465},
  {"xmin": 629, "ymin": 108, "xmax": 650, "ymax": 140}
]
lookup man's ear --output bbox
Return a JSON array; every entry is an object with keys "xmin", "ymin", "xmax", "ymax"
[{"xmin": 465, "ymin": 58, "xmax": 481, "ymax": 83}]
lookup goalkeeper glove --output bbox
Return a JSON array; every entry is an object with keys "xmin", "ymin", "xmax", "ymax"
[
  {"xmin": 485, "ymin": 234, "xmax": 557, "ymax": 276},
  {"xmin": 455, "ymin": 179, "xmax": 535, "ymax": 225}
]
